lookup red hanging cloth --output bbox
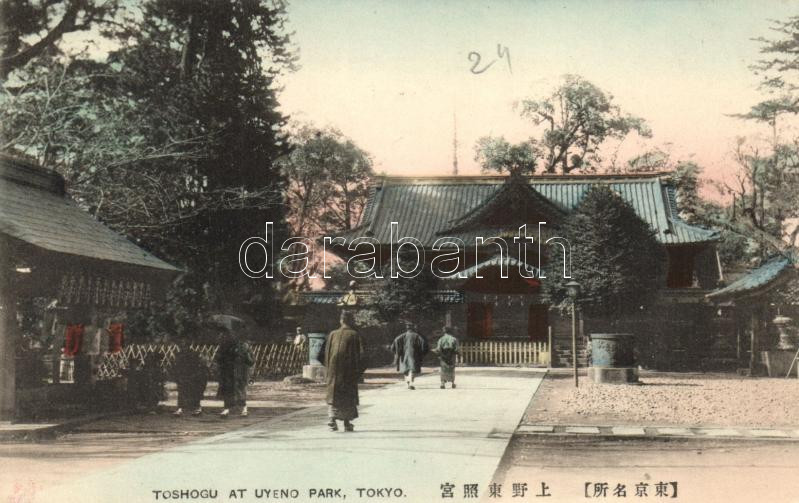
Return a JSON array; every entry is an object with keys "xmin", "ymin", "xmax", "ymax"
[
  {"xmin": 63, "ymin": 324, "xmax": 84, "ymax": 356},
  {"xmin": 108, "ymin": 323, "xmax": 124, "ymax": 353}
]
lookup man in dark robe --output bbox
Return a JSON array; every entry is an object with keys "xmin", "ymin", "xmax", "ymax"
[
  {"xmin": 435, "ymin": 326, "xmax": 459, "ymax": 389},
  {"xmin": 323, "ymin": 311, "xmax": 363, "ymax": 432},
  {"xmin": 172, "ymin": 338, "xmax": 209, "ymax": 416},
  {"xmin": 391, "ymin": 321, "xmax": 429, "ymax": 390},
  {"xmin": 215, "ymin": 330, "xmax": 254, "ymax": 418}
]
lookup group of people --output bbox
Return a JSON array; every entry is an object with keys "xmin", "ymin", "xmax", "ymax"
[
  {"xmin": 390, "ymin": 321, "xmax": 459, "ymax": 390},
  {"xmin": 171, "ymin": 314, "xmax": 460, "ymax": 430},
  {"xmin": 172, "ymin": 327, "xmax": 253, "ymax": 418},
  {"xmin": 321, "ymin": 314, "xmax": 460, "ymax": 432}
]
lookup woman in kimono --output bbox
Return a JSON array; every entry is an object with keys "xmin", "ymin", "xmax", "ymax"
[
  {"xmin": 435, "ymin": 326, "xmax": 459, "ymax": 389},
  {"xmin": 215, "ymin": 330, "xmax": 254, "ymax": 418}
]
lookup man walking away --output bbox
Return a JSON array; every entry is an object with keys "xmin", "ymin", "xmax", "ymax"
[
  {"xmin": 323, "ymin": 311, "xmax": 363, "ymax": 432},
  {"xmin": 435, "ymin": 326, "xmax": 459, "ymax": 389},
  {"xmin": 391, "ymin": 321, "xmax": 429, "ymax": 390},
  {"xmin": 173, "ymin": 338, "xmax": 209, "ymax": 416}
]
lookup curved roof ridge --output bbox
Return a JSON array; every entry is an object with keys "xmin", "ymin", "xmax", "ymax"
[
  {"xmin": 377, "ymin": 171, "xmax": 672, "ymax": 185},
  {"xmin": 442, "ymin": 255, "xmax": 539, "ymax": 280},
  {"xmin": 440, "ymin": 177, "xmax": 564, "ymax": 233}
]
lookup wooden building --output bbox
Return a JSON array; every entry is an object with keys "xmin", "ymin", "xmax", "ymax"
[
  {"xmin": 706, "ymin": 255, "xmax": 796, "ymax": 375},
  {"xmin": 0, "ymin": 155, "xmax": 179, "ymax": 419},
  {"xmin": 301, "ymin": 172, "xmax": 727, "ymax": 369}
]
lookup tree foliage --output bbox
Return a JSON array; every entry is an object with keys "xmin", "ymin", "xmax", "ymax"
[
  {"xmin": 474, "ymin": 75, "xmax": 650, "ymax": 175},
  {"xmin": 739, "ymin": 15, "xmax": 799, "ymax": 138},
  {"xmin": 709, "ymin": 140, "xmax": 799, "ymax": 262},
  {"xmin": 278, "ymin": 125, "xmax": 374, "ymax": 237},
  {"xmin": 2, "ymin": 0, "xmax": 298, "ymax": 332},
  {"xmin": 0, "ymin": 0, "xmax": 121, "ymax": 79},
  {"xmin": 624, "ymin": 147, "xmax": 703, "ymax": 223},
  {"xmin": 109, "ymin": 0, "xmax": 296, "ymax": 318},
  {"xmin": 718, "ymin": 15, "xmax": 799, "ymax": 269},
  {"xmin": 368, "ymin": 252, "xmax": 437, "ymax": 324},
  {"xmin": 543, "ymin": 186, "xmax": 665, "ymax": 325},
  {"xmin": 473, "ymin": 136, "xmax": 540, "ymax": 176},
  {"xmin": 520, "ymin": 75, "xmax": 651, "ymax": 173}
]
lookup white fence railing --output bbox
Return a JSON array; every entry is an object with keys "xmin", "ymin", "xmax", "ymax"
[{"xmin": 456, "ymin": 340, "xmax": 549, "ymax": 366}]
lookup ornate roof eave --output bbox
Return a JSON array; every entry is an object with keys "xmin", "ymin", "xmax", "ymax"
[
  {"xmin": 707, "ymin": 255, "xmax": 794, "ymax": 302},
  {"xmin": 442, "ymin": 255, "xmax": 540, "ymax": 281}
]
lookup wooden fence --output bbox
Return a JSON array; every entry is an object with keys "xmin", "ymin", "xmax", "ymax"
[
  {"xmin": 456, "ymin": 340, "xmax": 549, "ymax": 366},
  {"xmin": 96, "ymin": 342, "xmax": 307, "ymax": 381}
]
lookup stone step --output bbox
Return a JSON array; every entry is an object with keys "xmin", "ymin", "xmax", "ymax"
[{"xmin": 557, "ymin": 357, "xmax": 589, "ymax": 364}]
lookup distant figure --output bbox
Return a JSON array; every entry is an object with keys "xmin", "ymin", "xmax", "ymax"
[
  {"xmin": 435, "ymin": 326, "xmax": 460, "ymax": 389},
  {"xmin": 322, "ymin": 311, "xmax": 363, "ymax": 432},
  {"xmin": 215, "ymin": 330, "xmax": 254, "ymax": 418},
  {"xmin": 293, "ymin": 326, "xmax": 307, "ymax": 346},
  {"xmin": 391, "ymin": 321, "xmax": 429, "ymax": 390},
  {"xmin": 172, "ymin": 338, "xmax": 209, "ymax": 417}
]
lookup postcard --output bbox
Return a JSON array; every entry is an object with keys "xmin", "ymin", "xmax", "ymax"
[{"xmin": 1, "ymin": 1, "xmax": 798, "ymax": 502}]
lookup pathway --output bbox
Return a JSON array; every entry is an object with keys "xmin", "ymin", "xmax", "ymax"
[{"xmin": 32, "ymin": 368, "xmax": 544, "ymax": 503}]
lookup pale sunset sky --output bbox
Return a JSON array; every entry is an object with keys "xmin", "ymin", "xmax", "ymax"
[{"xmin": 279, "ymin": 0, "xmax": 799, "ymax": 189}]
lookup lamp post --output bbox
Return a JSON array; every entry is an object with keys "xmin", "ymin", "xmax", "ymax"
[{"xmin": 566, "ymin": 280, "xmax": 581, "ymax": 388}]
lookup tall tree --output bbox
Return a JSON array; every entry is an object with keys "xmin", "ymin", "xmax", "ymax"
[
  {"xmin": 543, "ymin": 185, "xmax": 665, "ymax": 328},
  {"xmin": 518, "ymin": 75, "xmax": 651, "ymax": 173},
  {"xmin": 277, "ymin": 125, "xmax": 374, "ymax": 290},
  {"xmin": 739, "ymin": 16, "xmax": 799, "ymax": 142},
  {"xmin": 473, "ymin": 75, "xmax": 650, "ymax": 175},
  {"xmin": 278, "ymin": 125, "xmax": 374, "ymax": 238},
  {"xmin": 106, "ymin": 0, "xmax": 297, "ymax": 322}
]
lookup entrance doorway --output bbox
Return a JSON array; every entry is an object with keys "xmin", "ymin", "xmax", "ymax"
[
  {"xmin": 467, "ymin": 303, "xmax": 493, "ymax": 338},
  {"xmin": 528, "ymin": 304, "xmax": 549, "ymax": 342}
]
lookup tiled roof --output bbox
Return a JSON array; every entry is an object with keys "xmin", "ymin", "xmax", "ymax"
[
  {"xmin": 707, "ymin": 256, "xmax": 793, "ymax": 300},
  {"xmin": 0, "ymin": 156, "xmax": 179, "ymax": 272},
  {"xmin": 441, "ymin": 178, "xmax": 564, "ymax": 232},
  {"xmin": 340, "ymin": 174, "xmax": 718, "ymax": 246},
  {"xmin": 443, "ymin": 255, "xmax": 539, "ymax": 280}
]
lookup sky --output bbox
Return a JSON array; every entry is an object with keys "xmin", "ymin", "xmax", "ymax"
[{"xmin": 278, "ymin": 0, "xmax": 799, "ymax": 189}]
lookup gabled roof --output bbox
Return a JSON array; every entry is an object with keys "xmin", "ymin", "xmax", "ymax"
[
  {"xmin": 707, "ymin": 256, "xmax": 793, "ymax": 301},
  {"xmin": 441, "ymin": 176, "xmax": 564, "ymax": 233},
  {"xmin": 0, "ymin": 155, "xmax": 179, "ymax": 272},
  {"xmin": 339, "ymin": 173, "xmax": 718, "ymax": 246}
]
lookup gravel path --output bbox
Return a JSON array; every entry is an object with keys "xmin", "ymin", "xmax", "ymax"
[{"xmin": 525, "ymin": 372, "xmax": 799, "ymax": 428}]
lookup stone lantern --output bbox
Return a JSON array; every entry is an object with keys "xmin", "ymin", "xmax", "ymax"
[
  {"xmin": 302, "ymin": 282, "xmax": 360, "ymax": 382},
  {"xmin": 773, "ymin": 314, "xmax": 796, "ymax": 350},
  {"xmin": 761, "ymin": 314, "xmax": 798, "ymax": 377}
]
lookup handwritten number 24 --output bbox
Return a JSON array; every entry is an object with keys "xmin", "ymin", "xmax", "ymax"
[{"xmin": 469, "ymin": 44, "xmax": 511, "ymax": 74}]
